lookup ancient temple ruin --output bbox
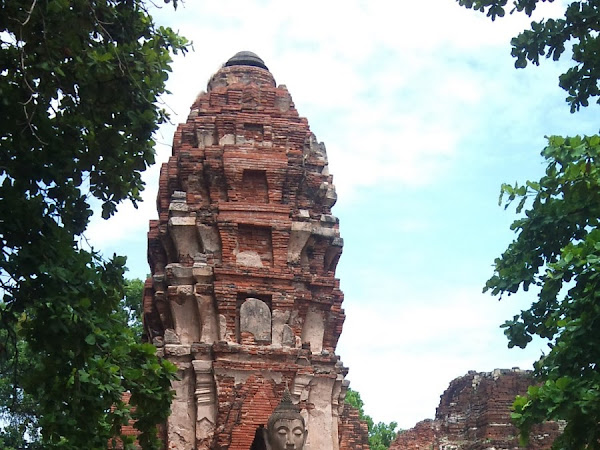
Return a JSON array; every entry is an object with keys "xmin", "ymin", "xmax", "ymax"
[
  {"xmin": 143, "ymin": 51, "xmax": 368, "ymax": 450},
  {"xmin": 390, "ymin": 369, "xmax": 561, "ymax": 450}
]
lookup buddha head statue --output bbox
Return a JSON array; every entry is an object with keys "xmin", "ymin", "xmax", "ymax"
[{"xmin": 263, "ymin": 389, "xmax": 307, "ymax": 450}]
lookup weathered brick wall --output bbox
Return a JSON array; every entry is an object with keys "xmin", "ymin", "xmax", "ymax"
[
  {"xmin": 143, "ymin": 52, "xmax": 367, "ymax": 449},
  {"xmin": 338, "ymin": 403, "xmax": 370, "ymax": 450},
  {"xmin": 391, "ymin": 420, "xmax": 437, "ymax": 450},
  {"xmin": 390, "ymin": 369, "xmax": 560, "ymax": 450}
]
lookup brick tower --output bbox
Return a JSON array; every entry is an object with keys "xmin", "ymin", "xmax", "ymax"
[{"xmin": 144, "ymin": 51, "xmax": 368, "ymax": 450}]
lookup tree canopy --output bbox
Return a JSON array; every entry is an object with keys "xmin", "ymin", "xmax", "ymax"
[
  {"xmin": 456, "ymin": 0, "xmax": 600, "ymax": 447},
  {"xmin": 491, "ymin": 136, "xmax": 600, "ymax": 448},
  {"xmin": 0, "ymin": 1, "xmax": 188, "ymax": 448}
]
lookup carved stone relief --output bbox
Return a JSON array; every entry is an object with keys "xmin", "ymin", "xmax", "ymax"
[{"xmin": 240, "ymin": 298, "xmax": 272, "ymax": 343}]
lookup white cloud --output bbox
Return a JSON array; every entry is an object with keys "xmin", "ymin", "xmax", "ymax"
[
  {"xmin": 140, "ymin": 0, "xmax": 571, "ymax": 204},
  {"xmin": 338, "ymin": 285, "xmax": 547, "ymax": 427}
]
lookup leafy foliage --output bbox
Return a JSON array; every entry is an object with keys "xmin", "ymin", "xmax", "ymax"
[
  {"xmin": 369, "ymin": 421, "xmax": 400, "ymax": 450},
  {"xmin": 122, "ymin": 278, "xmax": 146, "ymax": 339},
  {"xmin": 487, "ymin": 136, "xmax": 600, "ymax": 448},
  {"xmin": 345, "ymin": 388, "xmax": 399, "ymax": 449},
  {"xmin": 0, "ymin": 328, "xmax": 41, "ymax": 449},
  {"xmin": 457, "ymin": 1, "xmax": 600, "ymax": 447},
  {"xmin": 457, "ymin": 0, "xmax": 600, "ymax": 111},
  {"xmin": 1, "ymin": 277, "xmax": 148, "ymax": 449},
  {"xmin": 0, "ymin": 0, "xmax": 188, "ymax": 448}
]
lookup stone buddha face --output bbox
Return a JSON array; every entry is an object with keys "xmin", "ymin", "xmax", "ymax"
[
  {"xmin": 267, "ymin": 417, "xmax": 307, "ymax": 450},
  {"xmin": 263, "ymin": 390, "xmax": 307, "ymax": 450}
]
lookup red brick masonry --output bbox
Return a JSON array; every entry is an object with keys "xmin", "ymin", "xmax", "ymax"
[{"xmin": 390, "ymin": 369, "xmax": 561, "ymax": 450}]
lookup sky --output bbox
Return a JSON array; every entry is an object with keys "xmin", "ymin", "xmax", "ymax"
[{"xmin": 87, "ymin": 0, "xmax": 599, "ymax": 430}]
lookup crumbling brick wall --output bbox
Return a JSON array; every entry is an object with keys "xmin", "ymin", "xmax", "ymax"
[
  {"xmin": 391, "ymin": 420, "xmax": 437, "ymax": 450},
  {"xmin": 390, "ymin": 369, "xmax": 560, "ymax": 450}
]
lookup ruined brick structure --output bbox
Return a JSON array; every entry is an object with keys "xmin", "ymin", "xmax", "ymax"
[
  {"xmin": 390, "ymin": 369, "xmax": 561, "ymax": 450},
  {"xmin": 143, "ymin": 51, "xmax": 368, "ymax": 450}
]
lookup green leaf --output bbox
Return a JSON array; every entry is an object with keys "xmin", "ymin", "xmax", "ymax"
[
  {"xmin": 85, "ymin": 334, "xmax": 96, "ymax": 346},
  {"xmin": 0, "ymin": 0, "xmax": 187, "ymax": 446}
]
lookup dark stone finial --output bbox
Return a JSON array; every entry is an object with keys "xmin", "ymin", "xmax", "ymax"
[
  {"xmin": 225, "ymin": 51, "xmax": 268, "ymax": 71},
  {"xmin": 277, "ymin": 389, "xmax": 297, "ymax": 413}
]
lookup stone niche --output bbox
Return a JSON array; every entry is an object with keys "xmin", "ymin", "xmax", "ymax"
[
  {"xmin": 240, "ymin": 169, "xmax": 269, "ymax": 203},
  {"xmin": 235, "ymin": 224, "xmax": 273, "ymax": 268}
]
